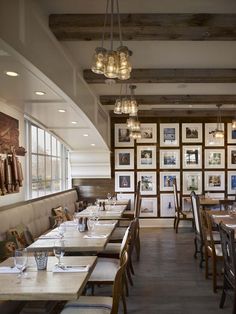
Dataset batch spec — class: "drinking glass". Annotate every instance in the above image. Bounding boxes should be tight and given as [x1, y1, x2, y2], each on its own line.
[107, 193, 112, 204]
[112, 196, 116, 208]
[14, 248, 28, 278]
[58, 223, 66, 238]
[53, 240, 65, 267]
[87, 217, 96, 235]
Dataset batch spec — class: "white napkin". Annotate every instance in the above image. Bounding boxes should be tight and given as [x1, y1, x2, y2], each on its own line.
[39, 235, 61, 239]
[226, 224, 236, 228]
[52, 265, 89, 273]
[96, 223, 116, 227]
[83, 234, 108, 239]
[212, 215, 230, 218]
[0, 266, 21, 274]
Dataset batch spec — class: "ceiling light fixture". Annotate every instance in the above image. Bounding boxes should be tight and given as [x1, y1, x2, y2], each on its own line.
[91, 143, 95, 146]
[114, 84, 138, 115]
[91, 0, 132, 80]
[5, 71, 19, 77]
[35, 91, 46, 96]
[83, 134, 89, 137]
[213, 104, 224, 138]
[71, 121, 78, 124]
[232, 119, 236, 130]
[58, 109, 66, 113]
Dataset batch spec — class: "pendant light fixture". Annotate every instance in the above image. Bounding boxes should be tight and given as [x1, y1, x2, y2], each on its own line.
[232, 117, 236, 130]
[113, 85, 138, 115]
[91, 0, 132, 80]
[213, 104, 224, 138]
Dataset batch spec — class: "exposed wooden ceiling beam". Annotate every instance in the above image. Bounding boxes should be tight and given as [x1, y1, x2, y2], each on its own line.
[49, 13, 236, 41]
[100, 95, 236, 105]
[84, 69, 236, 84]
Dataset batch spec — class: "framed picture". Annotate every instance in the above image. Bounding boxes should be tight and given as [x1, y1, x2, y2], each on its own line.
[227, 123, 236, 144]
[182, 171, 202, 195]
[140, 197, 158, 217]
[115, 149, 134, 170]
[227, 146, 236, 169]
[160, 123, 179, 147]
[182, 123, 202, 143]
[137, 171, 157, 195]
[137, 123, 157, 143]
[205, 149, 225, 169]
[117, 193, 135, 210]
[160, 194, 177, 217]
[204, 171, 225, 191]
[137, 146, 156, 169]
[227, 171, 236, 194]
[114, 124, 134, 147]
[160, 149, 180, 169]
[205, 123, 224, 147]
[115, 172, 134, 192]
[182, 197, 192, 212]
[160, 171, 180, 192]
[182, 145, 202, 169]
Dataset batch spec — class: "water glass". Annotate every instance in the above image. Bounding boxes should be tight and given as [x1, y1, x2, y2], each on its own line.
[87, 217, 96, 234]
[107, 193, 112, 204]
[34, 251, 48, 270]
[14, 248, 28, 278]
[53, 240, 65, 267]
[58, 223, 66, 238]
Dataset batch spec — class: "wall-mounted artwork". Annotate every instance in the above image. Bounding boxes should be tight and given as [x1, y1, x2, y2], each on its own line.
[115, 172, 134, 192]
[227, 171, 236, 195]
[137, 171, 157, 195]
[182, 171, 202, 195]
[160, 149, 180, 169]
[140, 197, 158, 217]
[182, 145, 202, 169]
[160, 194, 176, 217]
[204, 171, 225, 191]
[137, 123, 157, 143]
[160, 171, 180, 192]
[205, 123, 224, 147]
[115, 149, 134, 170]
[205, 149, 225, 169]
[227, 123, 236, 144]
[160, 123, 179, 147]
[137, 146, 156, 169]
[182, 123, 202, 143]
[114, 124, 134, 147]
[227, 146, 236, 169]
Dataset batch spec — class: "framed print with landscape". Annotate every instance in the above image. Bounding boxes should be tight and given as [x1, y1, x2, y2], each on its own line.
[182, 145, 202, 169]
[227, 123, 236, 144]
[140, 197, 157, 218]
[182, 123, 202, 143]
[137, 146, 156, 169]
[160, 171, 180, 192]
[182, 171, 202, 195]
[227, 146, 236, 169]
[204, 171, 225, 191]
[205, 123, 224, 147]
[160, 123, 179, 147]
[227, 171, 236, 194]
[115, 149, 134, 170]
[204, 149, 225, 169]
[137, 171, 157, 195]
[160, 193, 177, 217]
[114, 124, 134, 147]
[160, 149, 180, 169]
[137, 123, 157, 143]
[115, 172, 134, 192]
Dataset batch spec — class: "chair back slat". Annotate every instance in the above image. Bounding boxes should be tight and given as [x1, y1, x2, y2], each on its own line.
[190, 191, 202, 238]
[173, 178, 180, 215]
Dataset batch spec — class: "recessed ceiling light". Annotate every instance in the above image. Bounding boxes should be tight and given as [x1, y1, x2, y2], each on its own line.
[35, 91, 46, 96]
[83, 134, 89, 137]
[5, 71, 19, 77]
[188, 104, 192, 108]
[71, 121, 78, 124]
[91, 143, 95, 146]
[58, 109, 66, 113]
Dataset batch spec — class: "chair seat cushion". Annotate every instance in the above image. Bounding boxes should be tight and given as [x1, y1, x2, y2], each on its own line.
[100, 243, 121, 255]
[183, 211, 193, 219]
[89, 258, 119, 282]
[61, 296, 112, 314]
[110, 227, 127, 241]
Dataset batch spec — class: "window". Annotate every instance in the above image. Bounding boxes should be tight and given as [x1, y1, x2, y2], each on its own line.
[26, 120, 69, 199]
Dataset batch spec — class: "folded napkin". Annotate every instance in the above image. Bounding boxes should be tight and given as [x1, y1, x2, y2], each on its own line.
[96, 223, 116, 227]
[39, 234, 61, 239]
[83, 234, 108, 239]
[0, 266, 23, 274]
[212, 215, 230, 218]
[52, 265, 89, 273]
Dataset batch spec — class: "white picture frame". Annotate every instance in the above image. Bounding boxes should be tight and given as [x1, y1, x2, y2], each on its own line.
[115, 172, 134, 192]
[137, 171, 157, 195]
[160, 123, 179, 147]
[182, 123, 202, 143]
[204, 149, 225, 169]
[115, 149, 134, 170]
[182, 145, 202, 169]
[114, 124, 134, 147]
[137, 123, 157, 143]
[205, 123, 225, 147]
[227, 146, 236, 169]
[160, 149, 180, 169]
[227, 171, 236, 195]
[117, 193, 135, 211]
[227, 123, 236, 144]
[182, 171, 202, 195]
[204, 171, 225, 191]
[160, 193, 177, 217]
[137, 146, 156, 169]
[160, 171, 180, 192]
[140, 197, 158, 218]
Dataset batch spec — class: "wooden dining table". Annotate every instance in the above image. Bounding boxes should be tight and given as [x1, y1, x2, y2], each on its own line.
[76, 204, 127, 220]
[0, 255, 97, 301]
[210, 211, 236, 227]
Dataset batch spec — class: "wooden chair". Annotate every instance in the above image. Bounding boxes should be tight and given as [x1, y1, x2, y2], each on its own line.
[122, 180, 141, 220]
[60, 251, 128, 314]
[219, 223, 236, 313]
[173, 178, 193, 233]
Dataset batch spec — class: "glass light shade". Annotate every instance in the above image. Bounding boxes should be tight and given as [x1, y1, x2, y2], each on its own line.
[130, 130, 141, 139]
[232, 119, 236, 130]
[122, 98, 131, 114]
[129, 99, 138, 115]
[91, 47, 107, 74]
[214, 129, 224, 138]
[114, 98, 122, 114]
[104, 51, 119, 78]
[131, 120, 141, 131]
[127, 117, 136, 129]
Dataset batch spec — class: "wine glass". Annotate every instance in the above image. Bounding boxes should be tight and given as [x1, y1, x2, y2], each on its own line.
[53, 240, 65, 267]
[112, 196, 116, 208]
[14, 248, 28, 279]
[107, 193, 112, 204]
[87, 217, 96, 235]
[58, 223, 66, 238]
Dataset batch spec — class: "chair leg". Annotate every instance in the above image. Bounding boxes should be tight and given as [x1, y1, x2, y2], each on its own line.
[219, 279, 227, 309]
[173, 217, 177, 229]
[122, 291, 127, 314]
[194, 237, 198, 259]
[126, 266, 134, 286]
[199, 243, 204, 268]
[205, 249, 209, 279]
[175, 218, 180, 233]
[212, 257, 217, 293]
[129, 258, 135, 275]
[135, 234, 141, 261]
[124, 273, 129, 297]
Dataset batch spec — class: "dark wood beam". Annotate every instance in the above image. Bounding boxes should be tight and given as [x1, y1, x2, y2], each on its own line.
[49, 13, 236, 41]
[84, 69, 236, 84]
[100, 95, 236, 105]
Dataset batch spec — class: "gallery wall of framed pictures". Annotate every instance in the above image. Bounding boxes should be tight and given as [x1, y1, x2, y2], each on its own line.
[112, 119, 236, 219]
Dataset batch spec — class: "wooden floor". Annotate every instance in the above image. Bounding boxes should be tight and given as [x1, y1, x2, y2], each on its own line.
[124, 227, 232, 314]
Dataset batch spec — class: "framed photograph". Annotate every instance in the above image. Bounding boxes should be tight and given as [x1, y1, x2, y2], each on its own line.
[137, 172, 157, 195]
[227, 123, 236, 144]
[115, 172, 134, 192]
[227, 171, 236, 194]
[160, 171, 180, 192]
[137, 123, 157, 143]
[205, 123, 224, 147]
[182, 145, 202, 169]
[204, 171, 225, 191]
[114, 124, 134, 147]
[182, 171, 202, 195]
[160, 149, 180, 169]
[115, 149, 134, 170]
[182, 197, 192, 212]
[137, 146, 156, 169]
[140, 197, 158, 217]
[205, 149, 225, 169]
[160, 123, 179, 147]
[227, 146, 236, 169]
[160, 194, 177, 217]
[117, 193, 135, 210]
[182, 123, 202, 143]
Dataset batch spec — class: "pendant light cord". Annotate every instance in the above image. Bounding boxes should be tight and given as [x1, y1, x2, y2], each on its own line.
[110, 0, 114, 51]
[101, 0, 109, 48]
[116, 0, 123, 46]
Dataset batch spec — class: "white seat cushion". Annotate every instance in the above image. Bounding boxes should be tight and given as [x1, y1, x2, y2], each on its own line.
[89, 258, 119, 282]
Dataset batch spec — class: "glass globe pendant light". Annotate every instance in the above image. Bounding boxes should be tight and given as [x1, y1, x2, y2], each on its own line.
[213, 104, 224, 138]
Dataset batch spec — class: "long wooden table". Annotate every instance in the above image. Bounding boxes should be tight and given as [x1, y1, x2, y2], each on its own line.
[0, 256, 97, 300]
[76, 204, 127, 220]
[210, 211, 236, 227]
